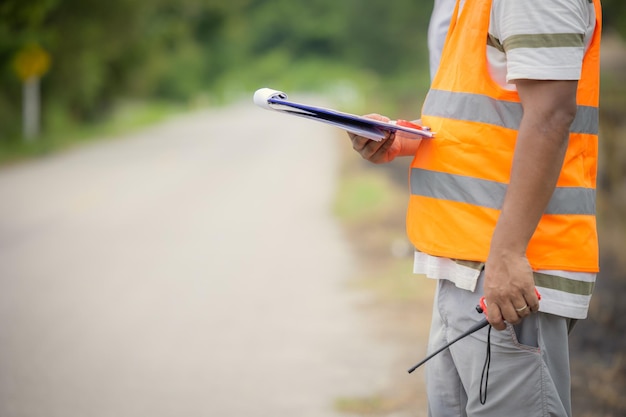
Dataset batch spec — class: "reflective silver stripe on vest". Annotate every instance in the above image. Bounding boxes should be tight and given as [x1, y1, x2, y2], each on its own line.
[410, 168, 596, 215]
[422, 89, 599, 135]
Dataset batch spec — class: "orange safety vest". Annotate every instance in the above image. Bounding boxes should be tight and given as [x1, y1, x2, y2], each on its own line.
[407, 0, 601, 272]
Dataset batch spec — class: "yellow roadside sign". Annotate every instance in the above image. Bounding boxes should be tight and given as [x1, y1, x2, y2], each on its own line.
[13, 43, 51, 81]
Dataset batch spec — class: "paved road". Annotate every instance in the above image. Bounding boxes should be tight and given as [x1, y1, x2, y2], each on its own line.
[0, 102, 396, 417]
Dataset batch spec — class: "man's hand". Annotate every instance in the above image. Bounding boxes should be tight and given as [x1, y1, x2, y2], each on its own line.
[483, 250, 540, 330]
[347, 114, 422, 164]
[484, 79, 578, 330]
[347, 114, 402, 164]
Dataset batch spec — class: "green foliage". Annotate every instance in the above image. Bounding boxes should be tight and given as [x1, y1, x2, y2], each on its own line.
[0, 99, 184, 164]
[1, 0, 625, 145]
[0, 0, 438, 144]
[602, 0, 626, 39]
[333, 172, 403, 223]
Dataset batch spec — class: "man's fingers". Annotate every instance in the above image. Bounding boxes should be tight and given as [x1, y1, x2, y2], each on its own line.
[368, 134, 396, 162]
[349, 132, 395, 163]
[487, 304, 507, 331]
[488, 292, 540, 330]
[363, 113, 390, 123]
[525, 289, 541, 313]
[512, 297, 532, 318]
[488, 298, 527, 329]
[349, 133, 369, 151]
[348, 114, 394, 163]
[500, 302, 524, 326]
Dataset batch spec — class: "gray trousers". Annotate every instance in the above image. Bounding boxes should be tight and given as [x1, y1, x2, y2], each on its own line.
[426, 274, 574, 417]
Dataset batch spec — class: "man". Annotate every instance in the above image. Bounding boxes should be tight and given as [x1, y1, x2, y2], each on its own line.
[348, 0, 601, 416]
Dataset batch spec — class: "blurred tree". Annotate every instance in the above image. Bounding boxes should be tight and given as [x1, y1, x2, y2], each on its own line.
[0, 0, 58, 139]
[245, 0, 345, 59]
[341, 0, 431, 75]
[42, 0, 151, 120]
[1, 0, 624, 143]
[602, 0, 626, 38]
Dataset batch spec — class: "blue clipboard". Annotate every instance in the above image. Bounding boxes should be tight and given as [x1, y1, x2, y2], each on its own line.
[253, 88, 434, 141]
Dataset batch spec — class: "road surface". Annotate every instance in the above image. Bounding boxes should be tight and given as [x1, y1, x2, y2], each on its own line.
[0, 101, 397, 417]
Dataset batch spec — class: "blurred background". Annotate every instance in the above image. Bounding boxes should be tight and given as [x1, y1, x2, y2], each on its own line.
[0, 0, 625, 416]
[0, 0, 435, 153]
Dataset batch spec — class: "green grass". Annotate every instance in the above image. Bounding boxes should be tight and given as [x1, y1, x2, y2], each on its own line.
[333, 171, 402, 223]
[352, 258, 431, 302]
[334, 395, 389, 415]
[0, 99, 187, 166]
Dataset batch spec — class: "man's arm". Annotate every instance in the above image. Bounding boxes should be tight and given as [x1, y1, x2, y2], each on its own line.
[484, 79, 578, 330]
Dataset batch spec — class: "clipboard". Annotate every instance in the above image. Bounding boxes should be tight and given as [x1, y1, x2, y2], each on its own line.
[253, 88, 434, 141]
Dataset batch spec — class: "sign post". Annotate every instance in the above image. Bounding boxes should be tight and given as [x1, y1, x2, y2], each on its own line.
[12, 44, 51, 142]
